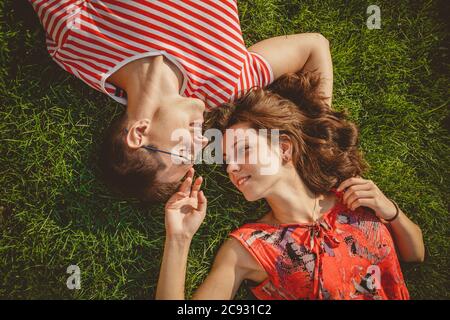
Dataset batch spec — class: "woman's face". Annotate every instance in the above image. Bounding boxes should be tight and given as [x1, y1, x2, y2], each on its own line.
[223, 122, 288, 201]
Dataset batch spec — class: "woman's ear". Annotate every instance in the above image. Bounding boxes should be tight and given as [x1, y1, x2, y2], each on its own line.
[279, 134, 293, 162]
[126, 119, 152, 149]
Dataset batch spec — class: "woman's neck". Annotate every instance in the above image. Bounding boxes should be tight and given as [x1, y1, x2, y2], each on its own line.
[265, 173, 335, 224]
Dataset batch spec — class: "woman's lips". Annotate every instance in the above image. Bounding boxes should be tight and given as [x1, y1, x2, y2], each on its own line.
[236, 175, 251, 187]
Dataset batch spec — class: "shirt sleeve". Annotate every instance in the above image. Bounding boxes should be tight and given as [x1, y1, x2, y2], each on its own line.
[248, 51, 275, 88]
[234, 51, 275, 98]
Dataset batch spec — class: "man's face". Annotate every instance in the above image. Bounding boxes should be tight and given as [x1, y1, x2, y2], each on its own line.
[148, 96, 209, 183]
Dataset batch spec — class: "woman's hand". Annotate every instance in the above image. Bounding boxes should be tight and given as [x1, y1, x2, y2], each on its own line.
[337, 177, 397, 220]
[164, 168, 207, 240]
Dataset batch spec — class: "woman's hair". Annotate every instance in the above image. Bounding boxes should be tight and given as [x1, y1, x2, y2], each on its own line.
[207, 71, 367, 195]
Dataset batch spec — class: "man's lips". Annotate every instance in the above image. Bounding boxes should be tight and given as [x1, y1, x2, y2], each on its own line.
[236, 175, 251, 187]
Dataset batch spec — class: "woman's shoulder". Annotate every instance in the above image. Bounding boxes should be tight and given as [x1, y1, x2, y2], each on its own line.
[229, 213, 277, 238]
[216, 235, 267, 279]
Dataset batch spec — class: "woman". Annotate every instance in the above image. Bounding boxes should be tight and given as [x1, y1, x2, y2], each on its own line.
[156, 72, 425, 300]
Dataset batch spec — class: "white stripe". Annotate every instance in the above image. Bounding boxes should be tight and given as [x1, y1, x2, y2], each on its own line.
[64, 42, 119, 65]
[174, 1, 243, 41]
[51, 3, 77, 45]
[80, 14, 239, 86]
[45, 1, 74, 38]
[191, 0, 242, 35]
[249, 54, 259, 88]
[36, 0, 58, 18]
[90, 6, 243, 71]
[31, 0, 46, 10]
[100, 2, 245, 65]
[69, 28, 135, 57]
[253, 55, 264, 87]
[55, 50, 104, 80]
[209, 0, 240, 23]
[57, 47, 112, 70]
[152, 1, 243, 51]
[41, 0, 66, 29]
[55, 55, 99, 90]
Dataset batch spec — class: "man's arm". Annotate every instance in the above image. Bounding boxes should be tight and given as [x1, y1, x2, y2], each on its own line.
[249, 33, 333, 106]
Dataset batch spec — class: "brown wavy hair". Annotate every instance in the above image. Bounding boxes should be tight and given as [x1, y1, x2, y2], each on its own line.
[207, 71, 367, 195]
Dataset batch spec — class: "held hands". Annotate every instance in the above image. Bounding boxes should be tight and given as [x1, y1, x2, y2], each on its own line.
[164, 168, 207, 240]
[337, 177, 397, 220]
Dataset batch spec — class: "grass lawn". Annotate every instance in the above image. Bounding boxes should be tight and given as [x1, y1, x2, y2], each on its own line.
[1, 0, 449, 299]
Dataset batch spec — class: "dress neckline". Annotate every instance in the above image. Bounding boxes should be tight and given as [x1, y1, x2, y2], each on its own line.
[245, 192, 344, 228]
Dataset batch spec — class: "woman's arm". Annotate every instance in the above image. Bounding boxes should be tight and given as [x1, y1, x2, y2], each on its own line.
[155, 168, 254, 300]
[192, 238, 254, 300]
[156, 168, 207, 299]
[248, 33, 333, 106]
[338, 177, 425, 262]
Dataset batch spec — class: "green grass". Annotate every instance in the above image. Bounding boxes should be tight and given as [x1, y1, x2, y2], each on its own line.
[1, 0, 449, 299]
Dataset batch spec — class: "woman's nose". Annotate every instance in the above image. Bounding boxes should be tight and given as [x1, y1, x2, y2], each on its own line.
[226, 161, 240, 174]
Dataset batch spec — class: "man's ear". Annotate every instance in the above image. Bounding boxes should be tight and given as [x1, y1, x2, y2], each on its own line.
[279, 134, 293, 162]
[126, 119, 152, 149]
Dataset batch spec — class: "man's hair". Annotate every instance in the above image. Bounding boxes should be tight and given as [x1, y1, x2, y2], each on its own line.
[208, 71, 368, 195]
[98, 111, 180, 204]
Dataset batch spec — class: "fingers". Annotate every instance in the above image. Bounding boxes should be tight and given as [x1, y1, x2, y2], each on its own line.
[337, 177, 370, 192]
[178, 168, 195, 195]
[342, 184, 373, 204]
[197, 190, 207, 213]
[190, 176, 203, 199]
[345, 191, 373, 208]
[348, 198, 374, 211]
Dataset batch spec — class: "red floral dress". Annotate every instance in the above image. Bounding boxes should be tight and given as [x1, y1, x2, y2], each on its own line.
[229, 193, 410, 300]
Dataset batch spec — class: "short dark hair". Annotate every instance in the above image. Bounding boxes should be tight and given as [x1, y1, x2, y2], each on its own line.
[99, 111, 180, 204]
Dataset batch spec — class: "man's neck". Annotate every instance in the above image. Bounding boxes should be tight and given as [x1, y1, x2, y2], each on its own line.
[108, 55, 182, 122]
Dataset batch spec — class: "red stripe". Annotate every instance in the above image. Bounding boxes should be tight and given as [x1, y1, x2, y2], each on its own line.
[43, 1, 73, 36]
[259, 56, 271, 85]
[78, 16, 146, 54]
[183, 1, 242, 37]
[89, 1, 242, 69]
[67, 31, 133, 60]
[104, 0, 245, 52]
[55, 51, 103, 80]
[83, 9, 239, 87]
[121, 0, 245, 55]
[252, 55, 262, 86]
[206, 1, 241, 29]
[62, 45, 115, 68]
[56, 55, 100, 89]
[65, 37, 122, 63]
[98, 1, 243, 63]
[57, 50, 107, 74]
[243, 55, 251, 90]
[150, 1, 244, 51]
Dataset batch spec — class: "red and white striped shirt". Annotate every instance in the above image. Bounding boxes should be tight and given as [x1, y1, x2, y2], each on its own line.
[30, 0, 274, 110]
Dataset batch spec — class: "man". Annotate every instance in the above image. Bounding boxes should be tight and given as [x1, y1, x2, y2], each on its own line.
[30, 0, 333, 202]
